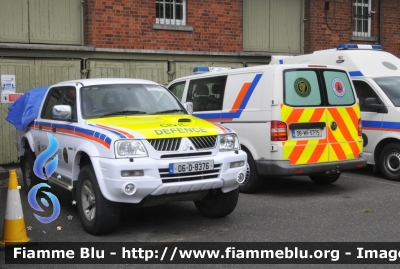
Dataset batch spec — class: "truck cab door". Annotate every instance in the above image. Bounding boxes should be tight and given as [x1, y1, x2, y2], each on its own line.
[37, 86, 77, 190]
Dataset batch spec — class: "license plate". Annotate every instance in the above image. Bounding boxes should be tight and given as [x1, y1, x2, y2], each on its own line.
[292, 129, 322, 138]
[169, 160, 214, 174]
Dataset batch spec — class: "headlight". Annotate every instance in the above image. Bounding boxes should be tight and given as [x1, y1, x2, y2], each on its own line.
[115, 140, 148, 158]
[219, 134, 240, 151]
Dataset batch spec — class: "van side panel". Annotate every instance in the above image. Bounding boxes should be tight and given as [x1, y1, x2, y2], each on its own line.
[223, 71, 272, 161]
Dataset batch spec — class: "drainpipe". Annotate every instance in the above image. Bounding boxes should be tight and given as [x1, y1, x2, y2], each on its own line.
[379, 0, 382, 45]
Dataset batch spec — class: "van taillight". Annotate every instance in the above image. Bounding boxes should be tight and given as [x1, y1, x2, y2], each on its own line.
[271, 121, 288, 141]
[358, 118, 362, 136]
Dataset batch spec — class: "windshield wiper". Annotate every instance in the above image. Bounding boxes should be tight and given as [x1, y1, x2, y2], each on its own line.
[152, 109, 186, 114]
[100, 110, 147, 117]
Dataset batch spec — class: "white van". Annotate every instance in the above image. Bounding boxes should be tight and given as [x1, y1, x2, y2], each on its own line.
[270, 44, 400, 181]
[167, 64, 367, 193]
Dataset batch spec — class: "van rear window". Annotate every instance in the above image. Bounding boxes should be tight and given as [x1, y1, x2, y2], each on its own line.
[323, 71, 355, 105]
[284, 69, 355, 107]
[284, 70, 321, 106]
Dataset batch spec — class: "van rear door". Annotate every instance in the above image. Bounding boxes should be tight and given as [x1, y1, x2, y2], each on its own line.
[281, 68, 362, 166]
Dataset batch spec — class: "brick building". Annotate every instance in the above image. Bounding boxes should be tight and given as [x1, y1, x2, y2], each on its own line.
[0, 0, 399, 164]
[304, 0, 400, 57]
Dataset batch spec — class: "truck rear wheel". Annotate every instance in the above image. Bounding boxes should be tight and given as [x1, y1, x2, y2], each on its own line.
[239, 149, 263, 193]
[194, 188, 239, 218]
[77, 165, 120, 235]
[22, 148, 39, 195]
[309, 173, 341, 184]
[379, 143, 400, 181]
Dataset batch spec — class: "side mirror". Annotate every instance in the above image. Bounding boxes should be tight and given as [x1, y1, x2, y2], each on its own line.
[183, 102, 193, 114]
[364, 97, 388, 113]
[53, 105, 72, 120]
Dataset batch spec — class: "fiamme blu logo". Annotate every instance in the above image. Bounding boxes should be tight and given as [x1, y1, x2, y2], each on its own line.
[28, 133, 61, 224]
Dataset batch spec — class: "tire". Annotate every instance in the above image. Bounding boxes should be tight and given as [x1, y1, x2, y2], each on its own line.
[194, 188, 239, 218]
[22, 148, 40, 195]
[309, 173, 341, 184]
[76, 165, 121, 235]
[378, 143, 400, 181]
[238, 149, 263, 193]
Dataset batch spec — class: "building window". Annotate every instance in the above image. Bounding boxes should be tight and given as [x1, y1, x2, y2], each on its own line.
[156, 0, 186, 25]
[353, 0, 372, 37]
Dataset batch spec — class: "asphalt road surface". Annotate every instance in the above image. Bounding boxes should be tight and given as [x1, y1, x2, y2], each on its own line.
[1, 165, 399, 269]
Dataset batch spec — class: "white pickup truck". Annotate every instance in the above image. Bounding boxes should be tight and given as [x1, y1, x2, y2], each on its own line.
[9, 78, 247, 235]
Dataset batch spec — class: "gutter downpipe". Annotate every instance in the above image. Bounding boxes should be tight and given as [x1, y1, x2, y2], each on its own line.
[379, 0, 382, 46]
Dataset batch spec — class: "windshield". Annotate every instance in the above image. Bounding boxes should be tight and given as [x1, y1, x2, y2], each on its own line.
[80, 84, 186, 119]
[374, 77, 400, 107]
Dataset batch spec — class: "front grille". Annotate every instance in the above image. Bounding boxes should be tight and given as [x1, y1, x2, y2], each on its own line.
[189, 136, 217, 149]
[160, 152, 212, 159]
[159, 163, 222, 183]
[148, 138, 181, 151]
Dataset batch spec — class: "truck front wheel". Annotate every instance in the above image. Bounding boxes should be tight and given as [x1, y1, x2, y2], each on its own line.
[239, 149, 263, 193]
[194, 188, 239, 218]
[22, 148, 39, 195]
[379, 143, 400, 181]
[76, 165, 120, 235]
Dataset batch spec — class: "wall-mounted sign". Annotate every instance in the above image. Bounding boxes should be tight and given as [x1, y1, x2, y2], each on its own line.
[1, 75, 21, 103]
[2, 93, 23, 103]
[1, 75, 16, 92]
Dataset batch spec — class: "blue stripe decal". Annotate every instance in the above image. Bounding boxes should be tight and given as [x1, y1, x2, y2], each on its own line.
[382, 121, 400, 130]
[52, 123, 75, 131]
[279, 59, 284, 64]
[362, 120, 400, 131]
[36, 121, 52, 128]
[349, 71, 364, 77]
[193, 74, 262, 120]
[224, 126, 234, 133]
[34, 121, 112, 147]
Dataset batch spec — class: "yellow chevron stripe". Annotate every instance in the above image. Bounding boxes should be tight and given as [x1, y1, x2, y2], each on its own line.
[281, 105, 293, 122]
[298, 108, 315, 122]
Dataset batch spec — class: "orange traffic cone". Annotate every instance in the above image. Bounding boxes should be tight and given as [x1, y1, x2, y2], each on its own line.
[1, 170, 35, 250]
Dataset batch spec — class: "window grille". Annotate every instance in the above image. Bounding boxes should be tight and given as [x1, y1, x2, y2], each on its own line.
[353, 0, 372, 37]
[156, 0, 186, 25]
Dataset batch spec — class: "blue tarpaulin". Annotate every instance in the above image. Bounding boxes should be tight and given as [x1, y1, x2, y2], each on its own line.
[6, 86, 49, 130]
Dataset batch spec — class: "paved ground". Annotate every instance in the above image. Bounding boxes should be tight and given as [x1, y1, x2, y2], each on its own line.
[1, 165, 400, 269]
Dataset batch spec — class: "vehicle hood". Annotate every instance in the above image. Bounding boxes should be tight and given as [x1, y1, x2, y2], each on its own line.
[85, 115, 227, 139]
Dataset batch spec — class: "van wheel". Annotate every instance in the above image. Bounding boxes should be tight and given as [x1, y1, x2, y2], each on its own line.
[76, 165, 120, 235]
[309, 173, 341, 184]
[22, 148, 39, 195]
[194, 188, 239, 218]
[379, 143, 400, 181]
[239, 150, 262, 193]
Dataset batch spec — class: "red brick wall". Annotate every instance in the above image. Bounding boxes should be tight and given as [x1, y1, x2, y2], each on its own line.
[381, 0, 400, 57]
[304, 0, 400, 57]
[84, 0, 243, 52]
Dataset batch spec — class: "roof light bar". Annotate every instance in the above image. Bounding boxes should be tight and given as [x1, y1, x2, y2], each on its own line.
[193, 66, 234, 74]
[337, 44, 383, 50]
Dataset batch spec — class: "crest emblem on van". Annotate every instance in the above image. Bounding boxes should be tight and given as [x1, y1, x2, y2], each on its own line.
[294, 77, 311, 97]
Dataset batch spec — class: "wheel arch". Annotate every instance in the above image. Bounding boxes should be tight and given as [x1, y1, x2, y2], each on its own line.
[21, 133, 35, 157]
[374, 138, 400, 164]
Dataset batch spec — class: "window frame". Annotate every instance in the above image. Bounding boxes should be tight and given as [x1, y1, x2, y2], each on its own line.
[283, 68, 356, 107]
[41, 86, 77, 121]
[168, 81, 187, 100]
[186, 75, 227, 112]
[156, 0, 187, 26]
[353, 0, 372, 37]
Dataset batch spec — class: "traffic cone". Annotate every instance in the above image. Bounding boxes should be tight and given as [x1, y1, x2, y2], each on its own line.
[1, 170, 35, 250]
